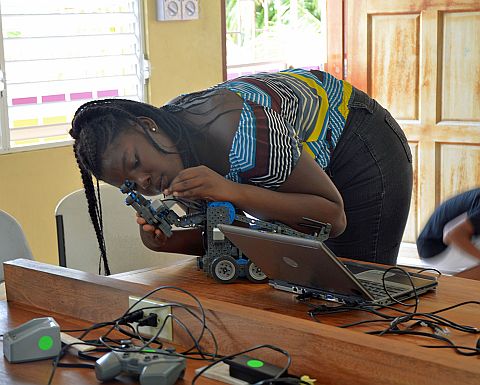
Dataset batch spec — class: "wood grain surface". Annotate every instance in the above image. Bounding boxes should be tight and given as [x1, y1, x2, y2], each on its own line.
[4, 258, 480, 385]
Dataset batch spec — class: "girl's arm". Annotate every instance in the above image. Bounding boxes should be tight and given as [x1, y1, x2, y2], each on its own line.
[138, 218, 205, 255]
[165, 151, 346, 237]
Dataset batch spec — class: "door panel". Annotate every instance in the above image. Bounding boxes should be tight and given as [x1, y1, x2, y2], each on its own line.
[346, 0, 480, 243]
[440, 144, 480, 200]
[441, 12, 480, 122]
[370, 14, 420, 120]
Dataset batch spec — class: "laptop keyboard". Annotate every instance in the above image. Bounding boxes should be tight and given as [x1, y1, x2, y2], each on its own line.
[357, 279, 406, 299]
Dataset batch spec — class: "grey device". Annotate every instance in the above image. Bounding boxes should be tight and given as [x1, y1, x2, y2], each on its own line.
[3, 317, 61, 363]
[95, 350, 186, 385]
[218, 224, 438, 306]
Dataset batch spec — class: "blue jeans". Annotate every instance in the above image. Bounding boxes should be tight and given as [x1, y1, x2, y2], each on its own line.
[325, 88, 413, 265]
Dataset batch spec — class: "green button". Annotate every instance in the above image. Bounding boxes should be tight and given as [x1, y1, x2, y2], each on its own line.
[247, 359, 264, 368]
[38, 335, 54, 351]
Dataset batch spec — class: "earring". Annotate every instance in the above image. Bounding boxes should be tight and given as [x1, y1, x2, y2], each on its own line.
[151, 127, 157, 132]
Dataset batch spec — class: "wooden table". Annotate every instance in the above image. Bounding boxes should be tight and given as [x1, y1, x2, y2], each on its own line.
[3, 258, 480, 385]
[0, 301, 218, 385]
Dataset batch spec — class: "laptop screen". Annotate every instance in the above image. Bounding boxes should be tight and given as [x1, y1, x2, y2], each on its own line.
[218, 224, 438, 306]
[217, 224, 373, 300]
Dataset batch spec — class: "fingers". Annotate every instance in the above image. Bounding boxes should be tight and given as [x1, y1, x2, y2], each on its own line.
[164, 167, 206, 194]
[153, 229, 167, 244]
[169, 186, 208, 199]
[140, 221, 167, 244]
[165, 171, 212, 197]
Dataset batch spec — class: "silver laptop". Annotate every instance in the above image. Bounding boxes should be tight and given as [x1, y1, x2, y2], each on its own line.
[218, 224, 438, 306]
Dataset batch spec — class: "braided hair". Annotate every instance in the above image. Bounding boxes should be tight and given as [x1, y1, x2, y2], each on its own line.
[69, 98, 204, 275]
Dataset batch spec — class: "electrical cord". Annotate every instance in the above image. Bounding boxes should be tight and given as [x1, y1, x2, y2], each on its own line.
[309, 292, 480, 356]
[47, 341, 103, 385]
[45, 285, 298, 385]
[366, 329, 480, 356]
[46, 285, 222, 385]
[304, 266, 479, 356]
[48, 286, 212, 385]
[415, 267, 442, 276]
[109, 285, 209, 346]
[380, 266, 419, 312]
[120, 302, 219, 357]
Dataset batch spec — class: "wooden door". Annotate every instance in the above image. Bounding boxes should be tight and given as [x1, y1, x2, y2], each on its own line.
[345, 0, 480, 242]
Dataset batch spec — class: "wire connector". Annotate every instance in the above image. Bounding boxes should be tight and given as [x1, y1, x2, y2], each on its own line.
[138, 313, 158, 327]
[118, 309, 145, 325]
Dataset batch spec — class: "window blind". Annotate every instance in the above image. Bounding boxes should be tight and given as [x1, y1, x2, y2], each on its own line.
[0, 0, 145, 149]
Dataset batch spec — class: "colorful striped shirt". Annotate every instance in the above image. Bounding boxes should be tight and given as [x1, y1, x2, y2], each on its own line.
[217, 69, 353, 189]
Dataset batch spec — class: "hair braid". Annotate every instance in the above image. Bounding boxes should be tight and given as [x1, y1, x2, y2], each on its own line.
[72, 140, 111, 275]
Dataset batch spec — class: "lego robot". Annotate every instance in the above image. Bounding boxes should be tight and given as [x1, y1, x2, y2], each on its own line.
[120, 180, 331, 284]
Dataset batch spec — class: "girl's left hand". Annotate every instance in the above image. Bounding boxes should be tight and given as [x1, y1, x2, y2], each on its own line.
[164, 166, 238, 201]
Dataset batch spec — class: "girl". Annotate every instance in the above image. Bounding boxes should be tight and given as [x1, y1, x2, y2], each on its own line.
[70, 68, 412, 274]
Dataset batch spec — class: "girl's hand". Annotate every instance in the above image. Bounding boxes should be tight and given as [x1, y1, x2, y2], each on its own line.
[164, 166, 237, 201]
[136, 213, 167, 244]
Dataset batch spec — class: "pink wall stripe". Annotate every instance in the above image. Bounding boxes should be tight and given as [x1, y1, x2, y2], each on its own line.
[97, 89, 119, 98]
[70, 92, 93, 100]
[12, 97, 37, 105]
[42, 94, 66, 103]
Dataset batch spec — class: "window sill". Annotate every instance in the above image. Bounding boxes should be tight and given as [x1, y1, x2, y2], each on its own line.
[0, 139, 73, 155]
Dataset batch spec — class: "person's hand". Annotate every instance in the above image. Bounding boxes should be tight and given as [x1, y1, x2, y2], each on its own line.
[163, 166, 238, 201]
[136, 213, 167, 244]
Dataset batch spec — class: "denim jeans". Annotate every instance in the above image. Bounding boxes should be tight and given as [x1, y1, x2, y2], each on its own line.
[324, 88, 413, 265]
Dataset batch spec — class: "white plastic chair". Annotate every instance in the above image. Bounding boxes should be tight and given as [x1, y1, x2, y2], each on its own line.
[55, 184, 191, 275]
[0, 210, 33, 282]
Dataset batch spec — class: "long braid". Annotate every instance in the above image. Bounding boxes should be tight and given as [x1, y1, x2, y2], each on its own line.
[73, 137, 111, 275]
[95, 178, 108, 275]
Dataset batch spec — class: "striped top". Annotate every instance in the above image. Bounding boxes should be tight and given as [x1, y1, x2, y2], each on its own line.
[217, 69, 353, 189]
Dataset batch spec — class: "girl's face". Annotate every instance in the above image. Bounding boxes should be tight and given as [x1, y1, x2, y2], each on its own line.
[100, 118, 184, 196]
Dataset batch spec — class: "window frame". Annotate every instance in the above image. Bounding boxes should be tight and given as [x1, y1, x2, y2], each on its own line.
[0, 0, 148, 154]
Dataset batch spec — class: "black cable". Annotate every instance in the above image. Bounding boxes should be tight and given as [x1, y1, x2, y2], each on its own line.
[415, 267, 442, 276]
[306, 285, 479, 356]
[48, 285, 296, 385]
[367, 329, 480, 356]
[49, 285, 216, 384]
[47, 341, 102, 385]
[125, 302, 219, 358]
[105, 286, 208, 346]
[381, 266, 419, 312]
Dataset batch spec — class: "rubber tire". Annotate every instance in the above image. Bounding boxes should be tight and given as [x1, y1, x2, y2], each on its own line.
[246, 260, 268, 283]
[210, 256, 239, 283]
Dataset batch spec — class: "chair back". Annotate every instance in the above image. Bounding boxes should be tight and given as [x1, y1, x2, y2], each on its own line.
[55, 184, 188, 274]
[0, 210, 33, 281]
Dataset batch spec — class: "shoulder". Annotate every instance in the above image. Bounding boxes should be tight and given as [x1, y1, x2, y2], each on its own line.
[165, 95, 183, 105]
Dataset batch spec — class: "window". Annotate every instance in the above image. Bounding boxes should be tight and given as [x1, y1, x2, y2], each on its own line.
[0, 0, 147, 151]
[225, 0, 327, 79]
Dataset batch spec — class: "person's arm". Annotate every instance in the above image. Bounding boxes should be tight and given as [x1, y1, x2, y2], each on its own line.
[164, 151, 346, 237]
[138, 216, 205, 255]
[443, 216, 480, 260]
